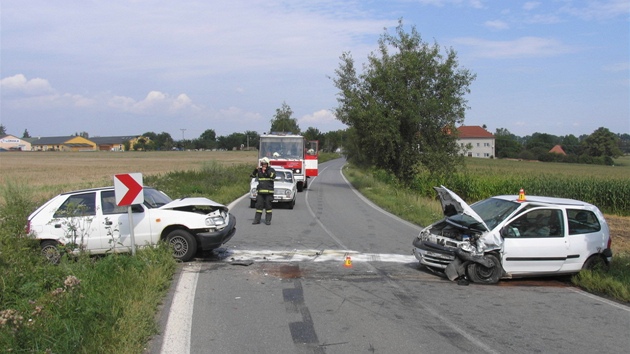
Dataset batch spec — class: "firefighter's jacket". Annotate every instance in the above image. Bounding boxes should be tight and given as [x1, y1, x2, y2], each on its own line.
[251, 167, 276, 194]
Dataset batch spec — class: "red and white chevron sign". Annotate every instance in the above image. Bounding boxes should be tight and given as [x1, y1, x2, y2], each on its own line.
[114, 173, 144, 206]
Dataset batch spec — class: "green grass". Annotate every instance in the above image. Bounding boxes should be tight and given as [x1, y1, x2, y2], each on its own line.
[342, 162, 630, 302]
[0, 163, 255, 353]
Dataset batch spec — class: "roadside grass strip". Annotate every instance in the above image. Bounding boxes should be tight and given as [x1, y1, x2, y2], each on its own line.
[218, 249, 417, 264]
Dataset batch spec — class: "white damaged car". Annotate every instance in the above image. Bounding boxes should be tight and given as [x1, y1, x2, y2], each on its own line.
[27, 187, 237, 262]
[250, 168, 297, 209]
[412, 186, 612, 284]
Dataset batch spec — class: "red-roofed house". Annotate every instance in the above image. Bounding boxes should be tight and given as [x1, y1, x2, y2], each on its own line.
[549, 145, 566, 155]
[457, 125, 495, 158]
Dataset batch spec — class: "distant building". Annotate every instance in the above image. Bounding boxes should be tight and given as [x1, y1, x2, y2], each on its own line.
[90, 135, 141, 151]
[0, 135, 32, 151]
[30, 136, 96, 151]
[549, 145, 567, 155]
[457, 126, 495, 158]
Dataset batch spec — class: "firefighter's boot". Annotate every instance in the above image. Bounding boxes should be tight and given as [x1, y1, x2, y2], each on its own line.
[264, 213, 272, 225]
[252, 212, 262, 224]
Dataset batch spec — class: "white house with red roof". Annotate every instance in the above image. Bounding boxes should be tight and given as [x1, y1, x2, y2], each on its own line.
[457, 125, 495, 158]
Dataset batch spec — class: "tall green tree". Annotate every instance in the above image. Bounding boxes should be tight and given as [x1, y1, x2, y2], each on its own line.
[270, 102, 300, 134]
[494, 128, 522, 158]
[22, 129, 31, 138]
[582, 127, 623, 158]
[333, 20, 475, 182]
[0, 124, 6, 135]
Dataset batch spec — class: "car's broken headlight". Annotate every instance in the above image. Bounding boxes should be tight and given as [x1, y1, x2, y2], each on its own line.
[206, 216, 226, 227]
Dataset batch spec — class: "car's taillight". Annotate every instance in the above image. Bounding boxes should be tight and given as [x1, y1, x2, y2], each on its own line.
[607, 236, 612, 249]
[25, 220, 31, 234]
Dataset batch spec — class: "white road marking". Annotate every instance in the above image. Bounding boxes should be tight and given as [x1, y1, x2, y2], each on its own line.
[222, 249, 417, 264]
[160, 262, 200, 354]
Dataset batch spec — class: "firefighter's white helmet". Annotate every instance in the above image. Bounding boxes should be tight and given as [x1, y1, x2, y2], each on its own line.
[273, 152, 280, 157]
[260, 157, 270, 165]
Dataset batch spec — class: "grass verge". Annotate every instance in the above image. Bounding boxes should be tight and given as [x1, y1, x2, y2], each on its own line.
[0, 162, 254, 353]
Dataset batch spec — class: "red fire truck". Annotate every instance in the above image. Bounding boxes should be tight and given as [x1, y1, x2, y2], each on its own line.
[259, 133, 318, 192]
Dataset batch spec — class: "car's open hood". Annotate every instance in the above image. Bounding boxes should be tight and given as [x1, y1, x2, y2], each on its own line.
[159, 197, 226, 210]
[434, 186, 490, 231]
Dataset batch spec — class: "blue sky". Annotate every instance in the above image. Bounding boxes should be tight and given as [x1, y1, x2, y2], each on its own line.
[1, 0, 628, 140]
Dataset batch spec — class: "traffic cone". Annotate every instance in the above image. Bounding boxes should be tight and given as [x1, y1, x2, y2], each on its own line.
[518, 188, 526, 202]
[344, 256, 352, 268]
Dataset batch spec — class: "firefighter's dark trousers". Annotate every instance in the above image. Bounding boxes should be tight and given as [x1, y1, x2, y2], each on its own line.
[253, 193, 273, 224]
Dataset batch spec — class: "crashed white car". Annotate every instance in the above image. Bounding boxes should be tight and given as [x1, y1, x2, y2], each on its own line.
[250, 168, 297, 209]
[412, 186, 612, 284]
[26, 187, 236, 262]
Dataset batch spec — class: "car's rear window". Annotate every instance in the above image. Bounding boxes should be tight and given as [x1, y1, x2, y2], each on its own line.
[567, 209, 601, 235]
[54, 192, 96, 218]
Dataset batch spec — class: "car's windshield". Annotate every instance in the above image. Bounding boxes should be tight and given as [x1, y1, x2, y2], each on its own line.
[470, 198, 520, 230]
[143, 188, 173, 208]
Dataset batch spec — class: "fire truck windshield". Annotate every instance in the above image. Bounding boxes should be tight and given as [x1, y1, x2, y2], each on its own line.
[260, 137, 304, 159]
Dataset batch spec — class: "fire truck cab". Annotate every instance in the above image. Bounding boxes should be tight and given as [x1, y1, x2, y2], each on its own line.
[259, 133, 318, 192]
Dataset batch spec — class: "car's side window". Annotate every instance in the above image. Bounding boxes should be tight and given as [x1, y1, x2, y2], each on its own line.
[505, 209, 564, 238]
[54, 193, 96, 218]
[101, 191, 144, 214]
[567, 209, 601, 235]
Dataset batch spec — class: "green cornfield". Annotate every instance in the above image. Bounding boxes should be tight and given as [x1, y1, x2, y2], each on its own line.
[407, 157, 630, 216]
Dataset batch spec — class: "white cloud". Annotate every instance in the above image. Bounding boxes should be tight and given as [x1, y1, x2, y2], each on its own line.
[299, 109, 336, 124]
[523, 2, 541, 11]
[602, 62, 630, 72]
[561, 0, 630, 20]
[484, 20, 509, 30]
[454, 36, 576, 59]
[0, 74, 54, 96]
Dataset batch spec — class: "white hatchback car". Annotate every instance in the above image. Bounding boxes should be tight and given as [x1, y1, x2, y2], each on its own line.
[250, 168, 297, 209]
[26, 187, 236, 262]
[412, 186, 612, 284]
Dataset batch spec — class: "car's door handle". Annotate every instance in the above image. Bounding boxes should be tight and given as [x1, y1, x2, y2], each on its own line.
[54, 224, 62, 228]
[105, 221, 113, 225]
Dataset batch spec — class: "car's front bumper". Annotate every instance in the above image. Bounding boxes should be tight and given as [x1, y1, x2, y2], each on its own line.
[195, 213, 237, 250]
[412, 238, 457, 270]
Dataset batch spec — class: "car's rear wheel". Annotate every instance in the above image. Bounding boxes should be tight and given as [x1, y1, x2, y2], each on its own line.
[41, 240, 61, 264]
[582, 254, 608, 271]
[466, 254, 502, 284]
[167, 230, 197, 262]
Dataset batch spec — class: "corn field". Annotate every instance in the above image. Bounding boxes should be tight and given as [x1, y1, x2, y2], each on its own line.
[409, 158, 630, 216]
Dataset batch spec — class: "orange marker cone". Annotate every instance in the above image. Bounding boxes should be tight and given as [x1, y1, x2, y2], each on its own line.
[518, 188, 526, 202]
[344, 256, 352, 268]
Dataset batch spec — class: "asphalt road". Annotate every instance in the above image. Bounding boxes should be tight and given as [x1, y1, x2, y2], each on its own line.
[150, 158, 630, 354]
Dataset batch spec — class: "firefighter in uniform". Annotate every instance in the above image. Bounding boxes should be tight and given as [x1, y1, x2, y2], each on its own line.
[251, 157, 276, 225]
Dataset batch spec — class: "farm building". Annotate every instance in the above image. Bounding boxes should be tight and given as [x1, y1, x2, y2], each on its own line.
[457, 125, 495, 158]
[90, 136, 142, 151]
[549, 145, 567, 155]
[0, 135, 32, 151]
[30, 136, 96, 151]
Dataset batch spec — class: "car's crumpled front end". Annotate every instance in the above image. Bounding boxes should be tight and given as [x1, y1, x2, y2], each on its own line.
[412, 186, 509, 282]
[413, 219, 488, 277]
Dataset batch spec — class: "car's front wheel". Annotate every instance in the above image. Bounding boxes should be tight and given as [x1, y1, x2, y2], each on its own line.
[41, 240, 61, 264]
[466, 254, 502, 284]
[167, 230, 197, 262]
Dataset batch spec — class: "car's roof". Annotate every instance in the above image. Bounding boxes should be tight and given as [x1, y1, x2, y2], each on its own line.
[491, 195, 594, 207]
[59, 186, 155, 195]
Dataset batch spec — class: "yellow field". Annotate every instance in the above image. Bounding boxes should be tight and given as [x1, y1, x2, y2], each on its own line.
[0, 150, 258, 198]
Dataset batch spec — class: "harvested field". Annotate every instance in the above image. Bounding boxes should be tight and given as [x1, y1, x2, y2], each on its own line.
[1, 150, 628, 253]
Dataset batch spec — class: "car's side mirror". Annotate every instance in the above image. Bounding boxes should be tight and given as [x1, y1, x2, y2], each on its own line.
[131, 205, 144, 213]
